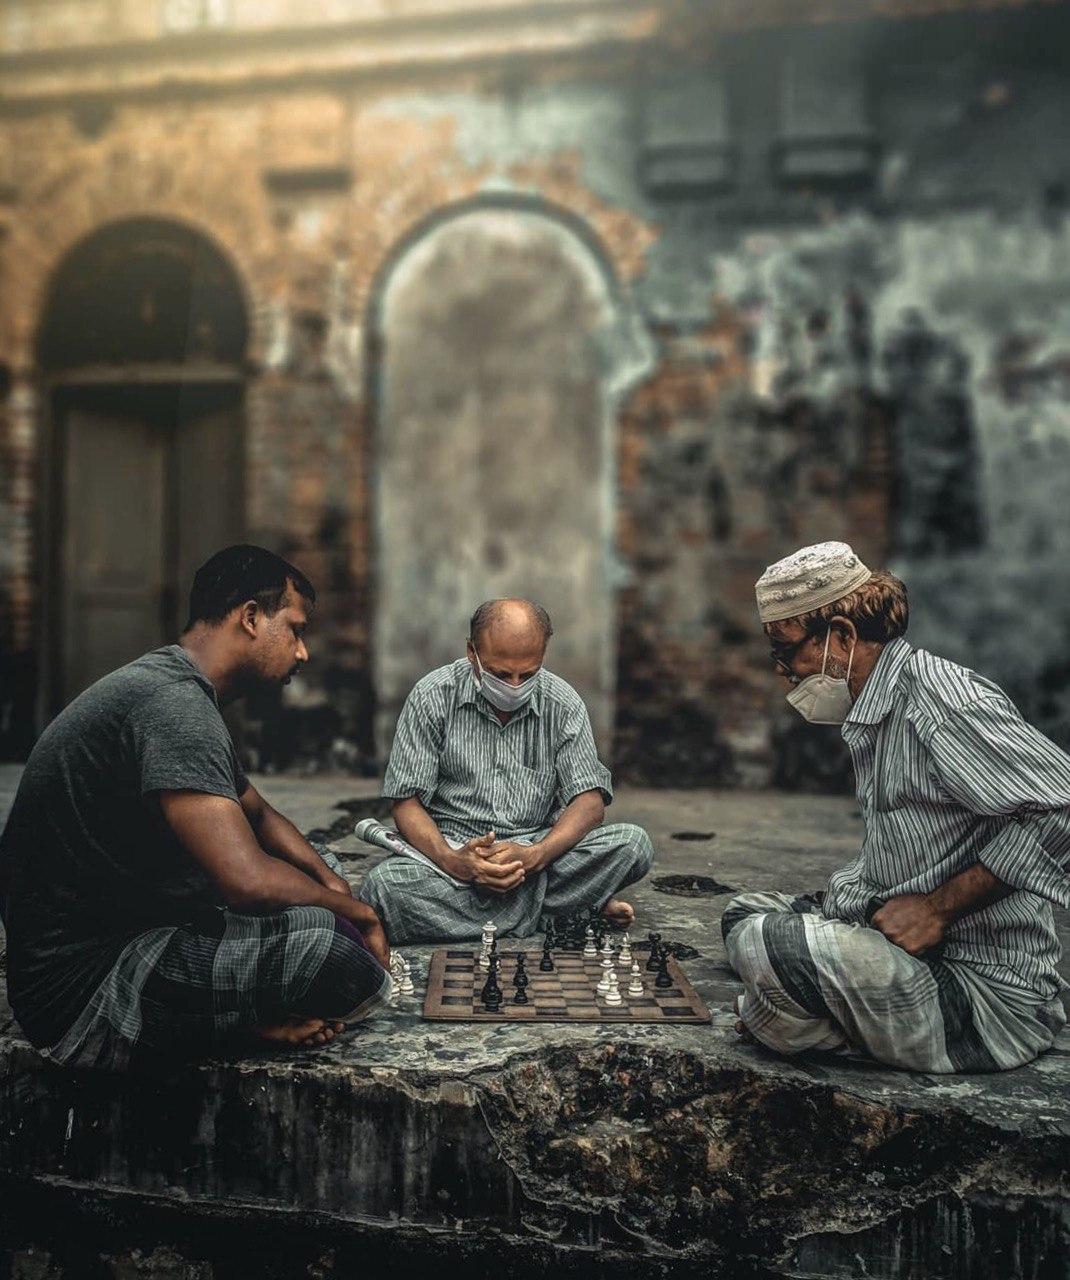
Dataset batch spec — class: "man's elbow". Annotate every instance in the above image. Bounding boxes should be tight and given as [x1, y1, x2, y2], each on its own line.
[583, 791, 606, 825]
[216, 870, 273, 913]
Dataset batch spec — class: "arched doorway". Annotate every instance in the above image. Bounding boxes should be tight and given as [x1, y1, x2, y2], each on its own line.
[370, 203, 622, 755]
[37, 218, 249, 709]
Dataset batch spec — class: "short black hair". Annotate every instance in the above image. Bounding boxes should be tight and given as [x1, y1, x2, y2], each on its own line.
[469, 599, 553, 646]
[184, 544, 315, 630]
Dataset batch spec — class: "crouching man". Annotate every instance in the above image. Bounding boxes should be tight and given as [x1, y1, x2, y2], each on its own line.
[724, 541, 1067, 1072]
[359, 598, 653, 944]
[0, 546, 390, 1071]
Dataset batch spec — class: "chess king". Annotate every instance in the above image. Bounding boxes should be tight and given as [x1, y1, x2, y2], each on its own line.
[359, 598, 655, 945]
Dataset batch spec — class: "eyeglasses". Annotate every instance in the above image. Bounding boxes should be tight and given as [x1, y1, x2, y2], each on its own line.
[769, 631, 817, 679]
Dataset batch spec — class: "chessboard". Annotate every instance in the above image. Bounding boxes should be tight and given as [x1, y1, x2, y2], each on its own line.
[422, 947, 711, 1023]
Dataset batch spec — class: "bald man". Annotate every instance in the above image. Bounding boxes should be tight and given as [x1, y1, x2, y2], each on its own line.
[358, 599, 654, 945]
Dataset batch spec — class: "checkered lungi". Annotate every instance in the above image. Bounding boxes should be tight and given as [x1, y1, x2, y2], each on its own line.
[358, 822, 654, 946]
[722, 891, 1065, 1073]
[43, 850, 390, 1072]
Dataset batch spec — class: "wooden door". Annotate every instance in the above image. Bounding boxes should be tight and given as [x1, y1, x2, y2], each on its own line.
[174, 387, 245, 627]
[62, 400, 168, 702]
[57, 384, 244, 706]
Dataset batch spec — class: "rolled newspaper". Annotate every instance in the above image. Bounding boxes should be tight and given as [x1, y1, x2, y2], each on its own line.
[354, 817, 466, 887]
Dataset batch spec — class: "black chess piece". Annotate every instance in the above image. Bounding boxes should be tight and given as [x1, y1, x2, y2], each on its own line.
[539, 931, 555, 972]
[654, 949, 673, 989]
[646, 932, 662, 972]
[513, 953, 530, 1004]
[482, 952, 503, 1012]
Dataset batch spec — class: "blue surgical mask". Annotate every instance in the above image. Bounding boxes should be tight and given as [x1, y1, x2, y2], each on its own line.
[472, 651, 539, 713]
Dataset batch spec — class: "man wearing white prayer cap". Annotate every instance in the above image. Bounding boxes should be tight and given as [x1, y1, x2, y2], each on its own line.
[721, 541, 1069, 1073]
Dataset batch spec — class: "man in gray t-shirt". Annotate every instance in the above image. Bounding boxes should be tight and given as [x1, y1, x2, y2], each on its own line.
[0, 546, 390, 1070]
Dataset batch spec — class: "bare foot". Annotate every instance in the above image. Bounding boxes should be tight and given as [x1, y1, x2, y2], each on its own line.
[732, 996, 757, 1045]
[601, 898, 635, 928]
[252, 1016, 345, 1049]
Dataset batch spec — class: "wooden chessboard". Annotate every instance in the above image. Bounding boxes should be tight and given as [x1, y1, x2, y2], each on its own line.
[422, 947, 711, 1023]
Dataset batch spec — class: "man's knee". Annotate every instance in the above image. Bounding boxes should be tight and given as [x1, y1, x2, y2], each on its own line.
[357, 860, 391, 908]
[291, 920, 387, 1020]
[600, 822, 654, 875]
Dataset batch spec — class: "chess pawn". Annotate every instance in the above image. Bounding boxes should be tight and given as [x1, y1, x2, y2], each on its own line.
[597, 955, 614, 994]
[398, 955, 415, 996]
[604, 971, 623, 1006]
[512, 955, 530, 1005]
[627, 963, 644, 997]
[583, 925, 597, 957]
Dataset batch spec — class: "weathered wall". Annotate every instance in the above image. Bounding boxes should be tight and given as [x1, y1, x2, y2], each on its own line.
[1, 4, 1069, 784]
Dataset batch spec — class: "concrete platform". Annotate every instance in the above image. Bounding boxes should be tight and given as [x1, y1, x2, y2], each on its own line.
[0, 768, 1067, 1278]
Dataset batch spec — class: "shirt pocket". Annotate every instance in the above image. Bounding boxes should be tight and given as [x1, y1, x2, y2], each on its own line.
[504, 763, 558, 826]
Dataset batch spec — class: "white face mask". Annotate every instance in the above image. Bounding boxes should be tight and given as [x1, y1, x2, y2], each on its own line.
[472, 651, 539, 714]
[786, 630, 855, 725]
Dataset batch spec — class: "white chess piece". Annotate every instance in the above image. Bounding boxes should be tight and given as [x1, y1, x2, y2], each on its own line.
[597, 955, 614, 994]
[398, 955, 415, 996]
[604, 971, 623, 1006]
[583, 925, 597, 957]
[627, 963, 644, 997]
[600, 936, 614, 958]
[619, 932, 632, 965]
[479, 922, 497, 969]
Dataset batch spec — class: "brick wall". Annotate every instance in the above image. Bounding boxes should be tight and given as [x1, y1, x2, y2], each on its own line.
[1, 4, 1068, 786]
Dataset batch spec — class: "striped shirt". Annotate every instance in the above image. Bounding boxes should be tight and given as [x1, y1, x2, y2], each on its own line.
[382, 659, 613, 843]
[828, 637, 1070, 1002]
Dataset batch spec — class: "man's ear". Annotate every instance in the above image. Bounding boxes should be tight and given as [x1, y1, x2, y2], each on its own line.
[238, 600, 259, 640]
[828, 615, 858, 654]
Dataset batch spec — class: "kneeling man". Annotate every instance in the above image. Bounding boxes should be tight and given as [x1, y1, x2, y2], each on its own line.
[723, 542, 1068, 1072]
[360, 599, 653, 944]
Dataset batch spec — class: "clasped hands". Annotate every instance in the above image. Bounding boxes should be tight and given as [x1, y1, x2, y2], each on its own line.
[450, 831, 544, 894]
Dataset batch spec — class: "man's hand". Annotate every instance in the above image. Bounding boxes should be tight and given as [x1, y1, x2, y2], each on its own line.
[447, 831, 525, 893]
[870, 893, 950, 956]
[337, 899, 391, 970]
[484, 841, 544, 875]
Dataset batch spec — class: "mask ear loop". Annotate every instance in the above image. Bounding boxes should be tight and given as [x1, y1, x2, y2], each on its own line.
[820, 629, 832, 676]
[845, 636, 856, 684]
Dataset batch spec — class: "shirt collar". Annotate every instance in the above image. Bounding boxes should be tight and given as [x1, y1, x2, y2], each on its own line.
[458, 659, 543, 718]
[843, 636, 913, 728]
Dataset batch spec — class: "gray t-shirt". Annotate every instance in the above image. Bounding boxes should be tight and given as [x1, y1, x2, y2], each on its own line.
[0, 645, 247, 1048]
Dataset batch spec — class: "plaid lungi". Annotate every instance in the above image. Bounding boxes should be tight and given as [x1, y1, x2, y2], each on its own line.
[723, 891, 1065, 1073]
[358, 822, 654, 946]
[43, 851, 390, 1072]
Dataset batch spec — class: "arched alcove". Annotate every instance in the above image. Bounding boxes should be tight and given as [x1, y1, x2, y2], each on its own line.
[38, 216, 249, 373]
[370, 202, 628, 755]
[37, 218, 250, 708]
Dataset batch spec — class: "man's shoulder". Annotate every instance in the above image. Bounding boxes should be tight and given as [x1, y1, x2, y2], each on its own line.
[408, 660, 470, 704]
[538, 668, 587, 713]
[902, 646, 1011, 730]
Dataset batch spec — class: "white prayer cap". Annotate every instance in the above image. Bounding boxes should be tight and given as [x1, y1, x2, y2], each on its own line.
[755, 542, 872, 624]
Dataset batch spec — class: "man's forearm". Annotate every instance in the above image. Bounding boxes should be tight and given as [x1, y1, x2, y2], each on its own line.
[927, 862, 1012, 925]
[252, 803, 331, 876]
[392, 797, 463, 874]
[528, 791, 604, 870]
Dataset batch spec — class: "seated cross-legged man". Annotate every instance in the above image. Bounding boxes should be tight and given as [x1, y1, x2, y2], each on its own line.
[0, 545, 391, 1072]
[359, 598, 654, 945]
[723, 541, 1068, 1073]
